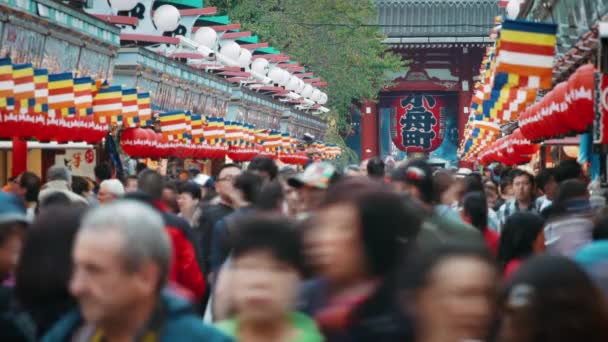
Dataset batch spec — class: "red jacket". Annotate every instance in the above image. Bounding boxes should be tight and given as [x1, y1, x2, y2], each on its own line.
[155, 201, 206, 301]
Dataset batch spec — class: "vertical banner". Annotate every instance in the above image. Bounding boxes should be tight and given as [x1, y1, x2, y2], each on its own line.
[594, 72, 608, 145]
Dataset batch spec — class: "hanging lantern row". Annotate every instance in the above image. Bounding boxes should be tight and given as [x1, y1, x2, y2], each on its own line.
[478, 128, 539, 166]
[519, 64, 595, 142]
[120, 128, 229, 159]
[279, 151, 309, 166]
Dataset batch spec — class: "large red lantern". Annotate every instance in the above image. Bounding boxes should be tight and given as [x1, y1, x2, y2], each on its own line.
[120, 128, 149, 157]
[567, 64, 595, 132]
[391, 94, 446, 152]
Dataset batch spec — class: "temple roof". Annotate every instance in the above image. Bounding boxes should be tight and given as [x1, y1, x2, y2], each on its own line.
[375, 0, 502, 39]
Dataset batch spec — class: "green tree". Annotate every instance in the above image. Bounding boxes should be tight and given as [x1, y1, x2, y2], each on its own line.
[208, 0, 404, 165]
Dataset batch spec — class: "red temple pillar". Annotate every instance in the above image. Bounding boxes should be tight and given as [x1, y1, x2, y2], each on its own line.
[11, 137, 27, 177]
[360, 100, 378, 160]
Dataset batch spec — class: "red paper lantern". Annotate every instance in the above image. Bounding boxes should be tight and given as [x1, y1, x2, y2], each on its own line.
[391, 94, 446, 153]
[567, 64, 595, 132]
[120, 128, 149, 157]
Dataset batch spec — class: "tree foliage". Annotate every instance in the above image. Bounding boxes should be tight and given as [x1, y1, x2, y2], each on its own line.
[208, 0, 405, 164]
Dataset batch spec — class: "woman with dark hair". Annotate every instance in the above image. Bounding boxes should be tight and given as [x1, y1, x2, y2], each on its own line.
[399, 244, 498, 342]
[15, 206, 84, 338]
[497, 212, 544, 278]
[497, 255, 608, 342]
[300, 177, 421, 341]
[462, 191, 499, 255]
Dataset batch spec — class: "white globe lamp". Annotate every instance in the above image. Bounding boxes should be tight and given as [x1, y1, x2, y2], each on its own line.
[319, 92, 328, 105]
[238, 48, 252, 68]
[193, 27, 217, 49]
[302, 84, 314, 99]
[278, 69, 291, 86]
[268, 67, 285, 85]
[286, 76, 300, 91]
[506, 0, 522, 19]
[251, 58, 269, 75]
[109, 0, 138, 11]
[153, 5, 181, 32]
[220, 41, 241, 61]
[311, 89, 322, 102]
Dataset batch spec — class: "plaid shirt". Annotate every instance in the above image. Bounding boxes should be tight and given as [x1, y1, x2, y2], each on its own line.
[497, 199, 538, 232]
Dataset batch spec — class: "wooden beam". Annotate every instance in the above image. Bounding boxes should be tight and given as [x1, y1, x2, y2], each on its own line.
[220, 71, 251, 77]
[258, 86, 285, 92]
[91, 14, 138, 26]
[192, 23, 241, 33]
[170, 52, 207, 59]
[179, 7, 217, 16]
[241, 43, 269, 50]
[304, 78, 321, 83]
[222, 31, 252, 39]
[120, 34, 179, 44]
[254, 54, 289, 62]
[312, 81, 328, 87]
[283, 66, 305, 72]
[295, 72, 314, 78]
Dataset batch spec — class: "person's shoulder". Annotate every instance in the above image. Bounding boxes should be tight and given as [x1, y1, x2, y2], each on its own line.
[40, 310, 81, 342]
[164, 316, 234, 341]
[213, 318, 238, 337]
[291, 312, 324, 342]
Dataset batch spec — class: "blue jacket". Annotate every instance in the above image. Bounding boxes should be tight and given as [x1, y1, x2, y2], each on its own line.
[42, 290, 233, 342]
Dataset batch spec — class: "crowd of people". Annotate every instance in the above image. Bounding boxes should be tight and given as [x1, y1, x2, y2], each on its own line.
[1, 155, 608, 341]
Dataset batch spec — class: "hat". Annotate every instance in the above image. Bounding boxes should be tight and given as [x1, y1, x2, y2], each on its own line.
[455, 168, 473, 178]
[0, 192, 30, 224]
[288, 162, 336, 190]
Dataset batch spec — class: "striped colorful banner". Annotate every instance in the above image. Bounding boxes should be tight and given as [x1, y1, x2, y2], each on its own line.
[93, 85, 122, 124]
[33, 69, 48, 115]
[0, 57, 14, 115]
[48, 72, 75, 118]
[137, 92, 152, 126]
[159, 110, 187, 141]
[122, 88, 139, 128]
[191, 114, 204, 143]
[74, 77, 93, 117]
[12, 63, 35, 115]
[495, 20, 557, 89]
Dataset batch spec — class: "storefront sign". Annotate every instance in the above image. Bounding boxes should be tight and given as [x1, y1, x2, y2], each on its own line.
[54, 149, 96, 178]
[594, 72, 608, 145]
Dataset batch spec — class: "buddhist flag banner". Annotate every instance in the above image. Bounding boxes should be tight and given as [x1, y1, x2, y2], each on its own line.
[159, 111, 187, 141]
[93, 85, 122, 124]
[12, 63, 35, 115]
[122, 88, 139, 128]
[495, 19, 557, 89]
[191, 114, 204, 143]
[74, 77, 93, 117]
[255, 129, 268, 147]
[0, 57, 14, 115]
[33, 69, 49, 115]
[137, 92, 152, 126]
[48, 72, 75, 118]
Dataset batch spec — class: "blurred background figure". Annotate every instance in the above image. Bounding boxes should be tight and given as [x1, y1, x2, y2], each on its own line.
[400, 245, 498, 342]
[97, 179, 125, 206]
[543, 179, 594, 257]
[287, 162, 340, 219]
[366, 157, 385, 181]
[11, 172, 41, 221]
[497, 170, 537, 229]
[161, 181, 180, 214]
[39, 166, 87, 207]
[534, 168, 558, 212]
[247, 156, 279, 184]
[277, 167, 299, 217]
[462, 192, 499, 256]
[497, 255, 608, 342]
[215, 216, 322, 342]
[483, 179, 500, 211]
[93, 163, 112, 194]
[123, 175, 139, 193]
[178, 169, 190, 182]
[391, 159, 482, 249]
[177, 181, 202, 226]
[575, 240, 608, 296]
[195, 164, 242, 280]
[300, 178, 419, 340]
[14, 206, 84, 339]
[497, 212, 545, 278]
[44, 201, 229, 341]
[193, 173, 216, 203]
[72, 176, 96, 205]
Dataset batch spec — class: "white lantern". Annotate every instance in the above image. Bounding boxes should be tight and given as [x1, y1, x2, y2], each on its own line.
[153, 5, 181, 32]
[220, 41, 241, 61]
[506, 0, 522, 19]
[251, 58, 269, 75]
[296, 78, 306, 93]
[278, 69, 291, 86]
[109, 0, 138, 11]
[193, 27, 217, 49]
[268, 67, 284, 84]
[311, 89, 322, 102]
[319, 92, 328, 105]
[301, 84, 314, 98]
[238, 48, 252, 68]
[286, 76, 300, 91]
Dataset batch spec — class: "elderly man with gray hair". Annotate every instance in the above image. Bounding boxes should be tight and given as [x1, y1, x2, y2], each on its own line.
[38, 165, 88, 206]
[43, 200, 232, 341]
